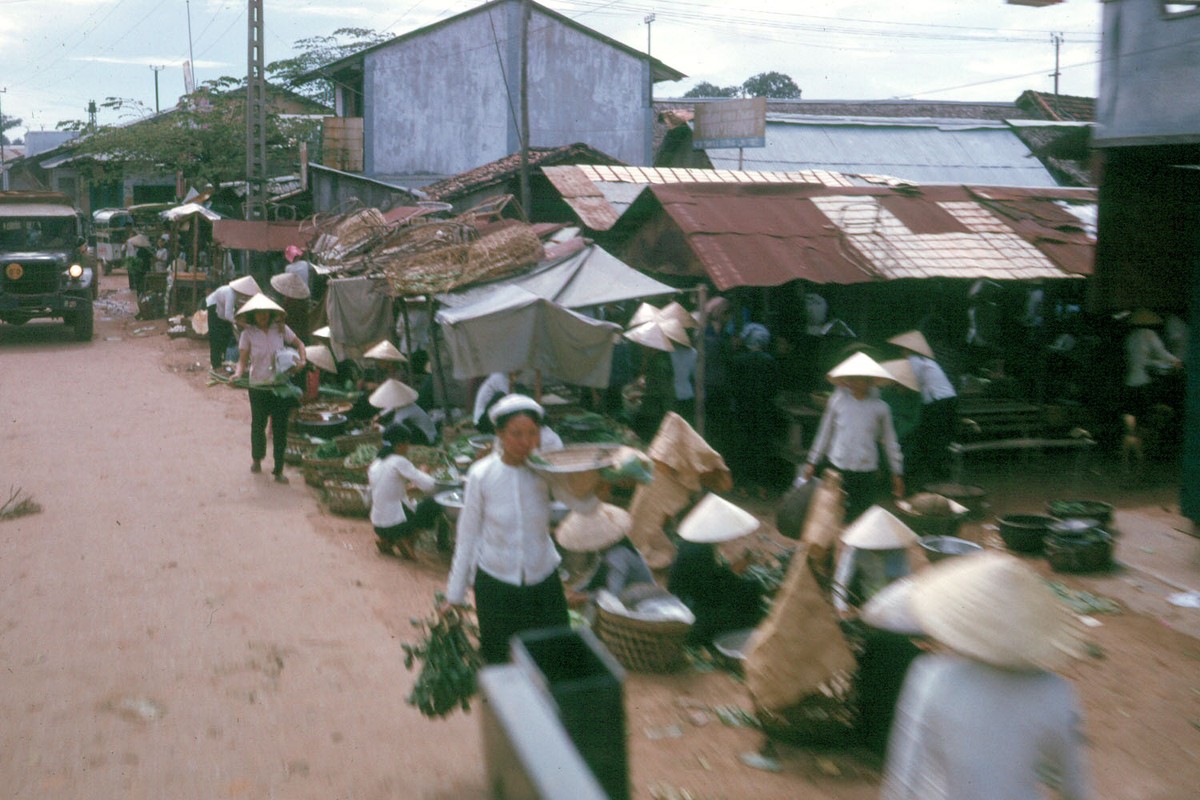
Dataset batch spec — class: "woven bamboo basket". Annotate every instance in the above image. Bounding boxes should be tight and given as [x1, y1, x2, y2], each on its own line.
[301, 453, 348, 487]
[594, 605, 692, 673]
[335, 430, 383, 455]
[285, 435, 321, 466]
[322, 479, 371, 517]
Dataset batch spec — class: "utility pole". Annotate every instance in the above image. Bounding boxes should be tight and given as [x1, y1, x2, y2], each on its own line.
[0, 87, 7, 190]
[518, 0, 531, 219]
[245, 0, 268, 221]
[1050, 32, 1063, 96]
[644, 13, 655, 108]
[87, 100, 98, 131]
[186, 0, 197, 85]
[150, 65, 164, 113]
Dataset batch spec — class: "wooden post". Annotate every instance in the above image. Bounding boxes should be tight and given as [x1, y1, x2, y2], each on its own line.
[428, 296, 452, 421]
[695, 284, 708, 438]
[400, 297, 414, 386]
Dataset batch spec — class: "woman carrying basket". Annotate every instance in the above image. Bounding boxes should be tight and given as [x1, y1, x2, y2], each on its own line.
[229, 293, 306, 483]
[442, 394, 598, 664]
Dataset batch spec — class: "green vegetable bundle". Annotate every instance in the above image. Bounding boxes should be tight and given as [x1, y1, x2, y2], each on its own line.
[345, 443, 377, 468]
[313, 441, 342, 459]
[402, 595, 484, 718]
[206, 370, 302, 400]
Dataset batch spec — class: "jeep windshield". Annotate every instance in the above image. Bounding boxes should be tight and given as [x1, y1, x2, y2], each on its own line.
[0, 217, 77, 250]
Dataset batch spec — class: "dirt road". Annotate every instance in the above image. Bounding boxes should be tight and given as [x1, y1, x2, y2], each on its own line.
[0, 286, 484, 799]
[2, 278, 1199, 800]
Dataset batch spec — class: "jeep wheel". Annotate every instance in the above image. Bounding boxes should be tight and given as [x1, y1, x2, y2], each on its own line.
[72, 300, 94, 341]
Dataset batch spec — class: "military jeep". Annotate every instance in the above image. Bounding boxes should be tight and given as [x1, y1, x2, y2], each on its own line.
[0, 191, 97, 341]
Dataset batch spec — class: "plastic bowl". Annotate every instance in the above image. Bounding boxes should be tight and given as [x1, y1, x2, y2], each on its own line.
[919, 535, 983, 563]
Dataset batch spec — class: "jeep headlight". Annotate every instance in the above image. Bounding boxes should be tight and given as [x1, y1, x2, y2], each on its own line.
[68, 264, 84, 279]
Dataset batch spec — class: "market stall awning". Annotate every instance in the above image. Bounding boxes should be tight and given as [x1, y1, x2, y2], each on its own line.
[436, 239, 677, 310]
[212, 220, 310, 252]
[611, 182, 1095, 290]
[435, 286, 620, 387]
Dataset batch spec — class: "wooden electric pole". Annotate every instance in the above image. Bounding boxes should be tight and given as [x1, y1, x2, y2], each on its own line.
[518, 0, 532, 219]
[1050, 33, 1063, 97]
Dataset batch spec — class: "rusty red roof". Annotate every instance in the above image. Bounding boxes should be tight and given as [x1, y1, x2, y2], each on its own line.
[614, 183, 1094, 290]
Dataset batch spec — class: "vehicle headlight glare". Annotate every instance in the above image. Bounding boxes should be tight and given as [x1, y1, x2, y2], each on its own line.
[68, 264, 84, 279]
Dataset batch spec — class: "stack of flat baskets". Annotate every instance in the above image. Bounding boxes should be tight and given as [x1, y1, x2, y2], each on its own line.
[322, 479, 371, 518]
[334, 429, 383, 455]
[285, 434, 321, 466]
[594, 606, 692, 673]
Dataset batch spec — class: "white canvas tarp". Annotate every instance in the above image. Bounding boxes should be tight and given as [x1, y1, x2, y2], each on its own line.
[436, 240, 676, 310]
[162, 203, 221, 222]
[435, 285, 620, 387]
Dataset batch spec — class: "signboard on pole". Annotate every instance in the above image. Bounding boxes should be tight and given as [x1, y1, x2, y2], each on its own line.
[693, 97, 767, 150]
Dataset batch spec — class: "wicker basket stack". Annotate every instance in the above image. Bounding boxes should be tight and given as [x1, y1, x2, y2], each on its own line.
[335, 430, 383, 455]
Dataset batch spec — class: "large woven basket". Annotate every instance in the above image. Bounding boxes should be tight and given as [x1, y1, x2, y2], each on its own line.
[285, 435, 321, 466]
[594, 605, 692, 673]
[322, 479, 371, 517]
[335, 430, 383, 455]
[301, 453, 349, 487]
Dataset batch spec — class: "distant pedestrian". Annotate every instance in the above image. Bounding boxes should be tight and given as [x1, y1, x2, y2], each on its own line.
[368, 422, 440, 560]
[204, 275, 260, 370]
[888, 330, 957, 485]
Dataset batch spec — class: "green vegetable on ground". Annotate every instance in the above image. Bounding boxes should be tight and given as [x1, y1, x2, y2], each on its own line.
[345, 443, 377, 467]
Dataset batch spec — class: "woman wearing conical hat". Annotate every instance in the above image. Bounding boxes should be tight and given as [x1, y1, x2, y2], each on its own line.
[230, 293, 307, 483]
[878, 552, 1091, 800]
[888, 330, 958, 485]
[803, 352, 905, 521]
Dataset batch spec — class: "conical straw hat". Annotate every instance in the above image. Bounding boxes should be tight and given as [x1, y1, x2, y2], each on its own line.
[128, 233, 152, 248]
[660, 301, 697, 330]
[841, 506, 919, 550]
[624, 320, 675, 352]
[369, 378, 418, 410]
[827, 352, 893, 384]
[556, 503, 632, 553]
[887, 330, 934, 358]
[234, 292, 286, 322]
[229, 275, 261, 296]
[306, 344, 337, 374]
[363, 339, 407, 362]
[678, 493, 760, 543]
[879, 358, 920, 392]
[311, 325, 331, 339]
[909, 551, 1087, 671]
[860, 576, 924, 635]
[628, 302, 659, 328]
[270, 271, 310, 300]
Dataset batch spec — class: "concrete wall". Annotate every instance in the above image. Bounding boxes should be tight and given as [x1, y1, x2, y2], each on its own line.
[365, 1, 650, 177]
[1096, 2, 1200, 146]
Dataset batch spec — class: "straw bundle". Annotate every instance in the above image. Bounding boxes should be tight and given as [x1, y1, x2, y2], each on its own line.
[800, 469, 846, 591]
[626, 465, 690, 570]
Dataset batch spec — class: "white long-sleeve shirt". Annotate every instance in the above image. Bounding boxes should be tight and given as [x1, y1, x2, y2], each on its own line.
[1125, 328, 1180, 388]
[205, 285, 239, 323]
[882, 653, 1090, 800]
[907, 354, 956, 404]
[445, 452, 593, 605]
[807, 391, 903, 475]
[367, 453, 437, 528]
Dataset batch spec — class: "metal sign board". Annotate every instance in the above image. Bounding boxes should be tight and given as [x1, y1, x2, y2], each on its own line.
[693, 98, 767, 149]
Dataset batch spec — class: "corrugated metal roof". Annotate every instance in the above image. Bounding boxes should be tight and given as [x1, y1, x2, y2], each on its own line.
[705, 119, 1061, 188]
[620, 183, 1093, 290]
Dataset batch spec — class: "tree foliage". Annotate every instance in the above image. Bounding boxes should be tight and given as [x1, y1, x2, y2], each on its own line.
[1, 113, 22, 146]
[268, 27, 390, 106]
[741, 71, 802, 99]
[59, 78, 320, 196]
[683, 81, 741, 99]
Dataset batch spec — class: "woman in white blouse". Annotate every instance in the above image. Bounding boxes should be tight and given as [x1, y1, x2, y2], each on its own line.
[443, 394, 595, 664]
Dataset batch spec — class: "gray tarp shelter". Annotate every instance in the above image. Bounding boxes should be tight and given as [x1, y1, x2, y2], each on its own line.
[436, 239, 677, 311]
[435, 285, 621, 387]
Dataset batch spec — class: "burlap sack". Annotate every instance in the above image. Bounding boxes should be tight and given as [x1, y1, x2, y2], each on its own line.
[744, 542, 857, 713]
[626, 464, 689, 569]
[646, 413, 731, 491]
[800, 469, 845, 588]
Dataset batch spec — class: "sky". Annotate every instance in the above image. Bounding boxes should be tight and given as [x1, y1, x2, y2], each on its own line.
[0, 0, 1103, 140]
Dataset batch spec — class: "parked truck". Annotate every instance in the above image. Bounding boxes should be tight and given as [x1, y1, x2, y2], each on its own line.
[0, 191, 97, 341]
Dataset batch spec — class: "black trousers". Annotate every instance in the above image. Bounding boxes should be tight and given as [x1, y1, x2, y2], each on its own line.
[910, 396, 957, 484]
[208, 306, 235, 369]
[473, 568, 569, 665]
[840, 468, 883, 522]
[373, 497, 442, 545]
[248, 388, 293, 473]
